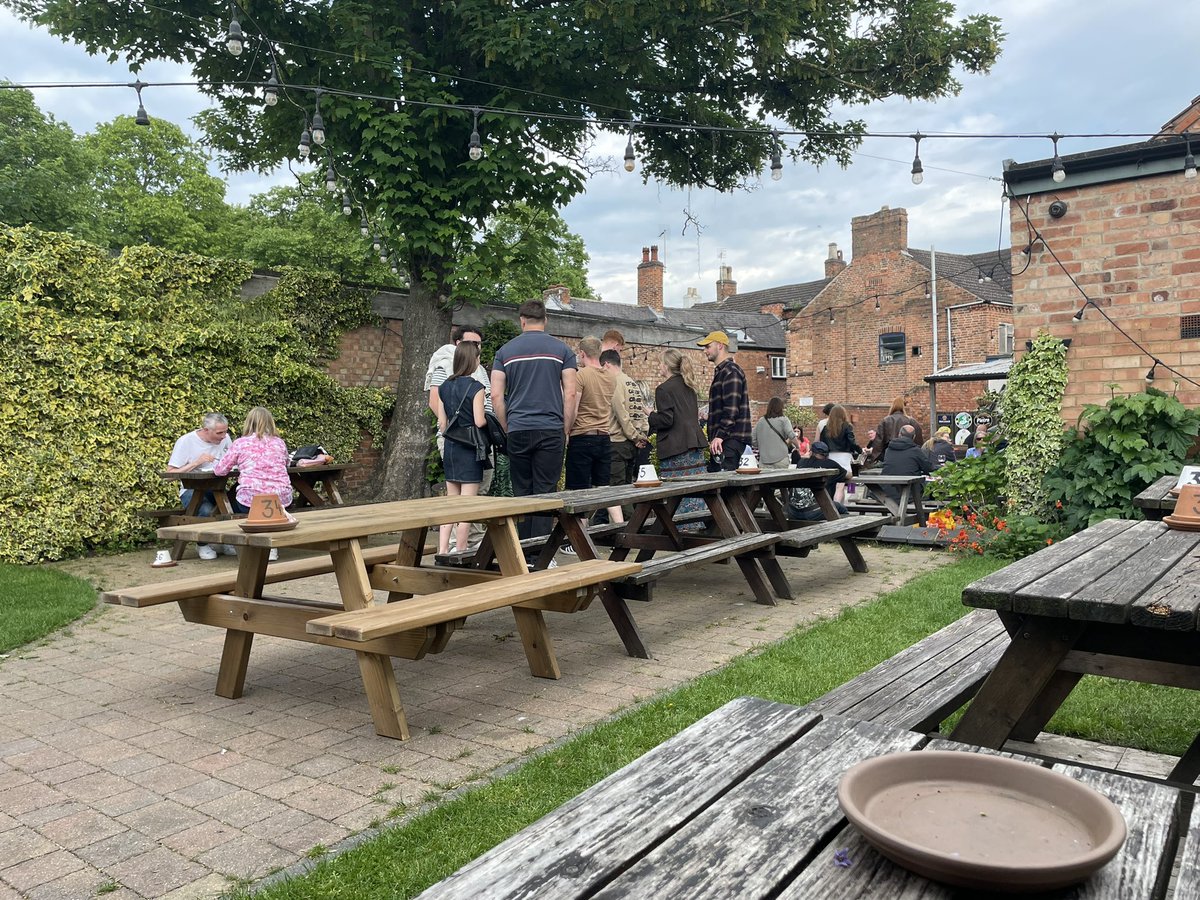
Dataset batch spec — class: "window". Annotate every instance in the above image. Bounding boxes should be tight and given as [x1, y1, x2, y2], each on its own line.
[879, 332, 906, 365]
[769, 356, 786, 379]
[998, 323, 1015, 355]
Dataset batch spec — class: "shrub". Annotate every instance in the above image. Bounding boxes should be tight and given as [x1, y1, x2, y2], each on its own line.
[1000, 331, 1069, 518]
[925, 442, 1007, 509]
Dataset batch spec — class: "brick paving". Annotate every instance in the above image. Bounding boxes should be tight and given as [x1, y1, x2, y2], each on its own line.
[3, 544, 948, 898]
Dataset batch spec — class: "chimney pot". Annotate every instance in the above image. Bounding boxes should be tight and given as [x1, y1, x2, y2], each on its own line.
[637, 243, 665, 313]
[650, 245, 659, 261]
[641, 246, 650, 263]
[827, 242, 838, 259]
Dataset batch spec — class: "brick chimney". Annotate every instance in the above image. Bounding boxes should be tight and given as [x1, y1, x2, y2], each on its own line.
[637, 245, 664, 313]
[542, 284, 570, 306]
[715, 264, 737, 303]
[851, 206, 909, 259]
[824, 242, 847, 278]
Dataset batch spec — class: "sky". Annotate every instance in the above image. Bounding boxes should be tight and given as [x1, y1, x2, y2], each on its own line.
[5, 1, 1200, 306]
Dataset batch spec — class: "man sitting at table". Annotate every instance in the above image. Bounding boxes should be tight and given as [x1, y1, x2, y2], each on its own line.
[880, 424, 934, 502]
[787, 441, 848, 520]
[167, 412, 234, 560]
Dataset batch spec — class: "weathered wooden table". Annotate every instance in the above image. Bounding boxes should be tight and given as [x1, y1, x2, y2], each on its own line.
[418, 696, 1186, 899]
[156, 470, 239, 560]
[951, 517, 1200, 782]
[287, 462, 353, 508]
[849, 473, 929, 525]
[1134, 474, 1179, 520]
[144, 496, 635, 739]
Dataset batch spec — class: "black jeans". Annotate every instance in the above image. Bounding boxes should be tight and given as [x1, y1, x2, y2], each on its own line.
[565, 434, 612, 490]
[719, 438, 747, 471]
[507, 429, 565, 542]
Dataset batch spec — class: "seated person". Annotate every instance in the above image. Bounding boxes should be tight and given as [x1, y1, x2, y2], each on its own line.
[787, 441, 848, 519]
[880, 424, 935, 503]
[928, 426, 957, 469]
[167, 412, 233, 560]
[213, 406, 293, 560]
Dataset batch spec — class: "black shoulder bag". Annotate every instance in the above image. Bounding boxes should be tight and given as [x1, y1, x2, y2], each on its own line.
[443, 382, 491, 465]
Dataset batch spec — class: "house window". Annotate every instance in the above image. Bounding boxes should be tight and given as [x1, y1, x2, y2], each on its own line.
[998, 323, 1015, 355]
[769, 356, 786, 379]
[879, 332, 906, 365]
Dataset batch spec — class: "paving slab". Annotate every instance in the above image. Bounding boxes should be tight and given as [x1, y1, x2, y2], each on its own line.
[2, 542, 949, 898]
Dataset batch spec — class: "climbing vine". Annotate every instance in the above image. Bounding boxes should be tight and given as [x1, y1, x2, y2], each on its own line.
[1000, 331, 1069, 518]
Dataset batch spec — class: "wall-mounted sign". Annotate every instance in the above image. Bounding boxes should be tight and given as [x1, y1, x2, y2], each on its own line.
[954, 412, 973, 430]
[936, 412, 953, 428]
[975, 413, 994, 427]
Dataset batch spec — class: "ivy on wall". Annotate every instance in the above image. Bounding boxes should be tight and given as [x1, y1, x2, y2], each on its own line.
[0, 226, 392, 563]
[1000, 331, 1069, 518]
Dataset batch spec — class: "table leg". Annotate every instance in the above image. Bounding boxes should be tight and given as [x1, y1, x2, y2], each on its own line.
[726, 490, 793, 602]
[759, 486, 789, 530]
[325, 475, 344, 505]
[706, 494, 776, 606]
[1169, 731, 1200, 784]
[386, 527, 427, 602]
[609, 502, 655, 564]
[492, 517, 561, 679]
[291, 477, 326, 508]
[911, 481, 928, 527]
[1009, 670, 1084, 742]
[332, 539, 409, 740]
[814, 487, 870, 574]
[215, 547, 269, 698]
[560, 515, 650, 660]
[950, 616, 1085, 748]
[171, 489, 207, 561]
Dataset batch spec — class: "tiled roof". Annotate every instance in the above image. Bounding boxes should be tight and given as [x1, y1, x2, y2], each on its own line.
[542, 296, 785, 349]
[556, 297, 658, 323]
[906, 249, 1013, 306]
[924, 357, 1013, 383]
[694, 277, 832, 313]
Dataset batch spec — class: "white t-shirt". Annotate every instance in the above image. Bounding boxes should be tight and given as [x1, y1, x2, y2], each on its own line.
[426, 344, 492, 412]
[168, 431, 231, 473]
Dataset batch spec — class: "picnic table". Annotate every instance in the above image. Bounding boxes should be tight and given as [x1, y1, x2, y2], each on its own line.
[150, 466, 353, 559]
[107, 497, 638, 739]
[950, 518, 1200, 783]
[418, 696, 1185, 899]
[1134, 474, 1178, 520]
[849, 472, 930, 525]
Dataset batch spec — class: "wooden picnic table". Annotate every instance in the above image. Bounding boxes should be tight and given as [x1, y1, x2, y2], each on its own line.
[849, 472, 930, 526]
[951, 518, 1200, 783]
[126, 496, 638, 740]
[418, 696, 1185, 899]
[1134, 474, 1179, 520]
[286, 462, 354, 508]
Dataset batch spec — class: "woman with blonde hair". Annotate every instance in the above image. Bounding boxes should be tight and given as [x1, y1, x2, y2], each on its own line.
[214, 406, 293, 559]
[819, 404, 861, 504]
[648, 348, 708, 519]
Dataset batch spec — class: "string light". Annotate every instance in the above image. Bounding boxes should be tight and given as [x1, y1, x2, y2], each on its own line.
[341, 191, 352, 215]
[623, 133, 636, 173]
[263, 62, 278, 106]
[828, 308, 834, 324]
[226, 2, 244, 57]
[468, 108, 483, 161]
[1049, 133, 1066, 183]
[324, 164, 337, 192]
[874, 297, 881, 311]
[1145, 360, 1158, 383]
[923, 282, 931, 299]
[769, 129, 783, 181]
[130, 80, 150, 126]
[359, 213, 369, 236]
[297, 121, 311, 160]
[310, 92, 326, 145]
[910, 133, 924, 185]
[372, 232, 382, 252]
[1184, 131, 1197, 180]
[1071, 302, 1088, 322]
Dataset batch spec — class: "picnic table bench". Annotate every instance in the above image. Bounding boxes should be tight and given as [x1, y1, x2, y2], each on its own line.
[108, 496, 639, 740]
[848, 472, 930, 525]
[419, 696, 1185, 899]
[1133, 474, 1179, 520]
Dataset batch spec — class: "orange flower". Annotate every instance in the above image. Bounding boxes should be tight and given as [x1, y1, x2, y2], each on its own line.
[1046, 538, 1054, 545]
[1055, 500, 1063, 509]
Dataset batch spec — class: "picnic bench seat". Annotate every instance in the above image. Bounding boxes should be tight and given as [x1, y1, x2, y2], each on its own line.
[807, 609, 1008, 733]
[136, 508, 242, 528]
[612, 531, 781, 603]
[774, 514, 892, 572]
[306, 559, 642, 641]
[102, 545, 401, 608]
[435, 520, 629, 567]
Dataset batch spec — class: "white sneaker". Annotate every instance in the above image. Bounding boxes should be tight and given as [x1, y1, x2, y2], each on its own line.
[221, 544, 238, 556]
[269, 548, 279, 561]
[546, 559, 558, 569]
[559, 545, 577, 556]
[197, 545, 218, 561]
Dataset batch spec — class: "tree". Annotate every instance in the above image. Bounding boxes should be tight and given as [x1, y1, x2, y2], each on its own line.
[83, 115, 231, 254]
[456, 204, 597, 304]
[0, 84, 96, 237]
[11, 0, 1002, 499]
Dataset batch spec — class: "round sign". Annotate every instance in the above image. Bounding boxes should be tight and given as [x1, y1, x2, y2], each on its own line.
[975, 414, 993, 427]
[954, 412, 973, 430]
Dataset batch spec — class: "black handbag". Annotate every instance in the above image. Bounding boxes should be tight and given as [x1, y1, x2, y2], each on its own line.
[443, 383, 491, 464]
[484, 411, 506, 455]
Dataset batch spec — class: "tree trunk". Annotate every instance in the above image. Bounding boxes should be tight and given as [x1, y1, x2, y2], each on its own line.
[369, 278, 453, 501]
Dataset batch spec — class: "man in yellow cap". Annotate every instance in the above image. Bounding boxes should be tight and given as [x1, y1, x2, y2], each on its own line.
[697, 331, 750, 470]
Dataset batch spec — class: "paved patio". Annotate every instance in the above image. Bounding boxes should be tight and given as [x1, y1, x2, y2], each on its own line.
[2, 543, 949, 899]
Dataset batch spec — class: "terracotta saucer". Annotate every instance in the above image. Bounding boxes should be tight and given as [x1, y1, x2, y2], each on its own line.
[737, 468, 761, 475]
[1163, 514, 1200, 531]
[633, 480, 663, 488]
[238, 518, 299, 534]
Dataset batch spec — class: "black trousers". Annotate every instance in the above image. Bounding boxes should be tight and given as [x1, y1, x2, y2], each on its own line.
[507, 429, 565, 542]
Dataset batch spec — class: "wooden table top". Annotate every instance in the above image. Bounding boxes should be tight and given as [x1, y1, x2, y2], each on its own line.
[161, 464, 352, 482]
[963, 518, 1200, 628]
[157, 495, 563, 548]
[419, 697, 1181, 899]
[540, 479, 727, 514]
[850, 473, 930, 485]
[667, 467, 840, 486]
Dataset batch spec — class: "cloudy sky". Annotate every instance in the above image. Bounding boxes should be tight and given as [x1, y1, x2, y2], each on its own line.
[5, 1, 1199, 305]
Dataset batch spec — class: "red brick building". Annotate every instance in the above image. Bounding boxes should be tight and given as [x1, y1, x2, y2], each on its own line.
[700, 206, 1014, 437]
[1003, 97, 1200, 425]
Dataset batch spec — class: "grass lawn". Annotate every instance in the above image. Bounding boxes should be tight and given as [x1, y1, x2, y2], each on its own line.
[237, 554, 1200, 900]
[0, 562, 98, 654]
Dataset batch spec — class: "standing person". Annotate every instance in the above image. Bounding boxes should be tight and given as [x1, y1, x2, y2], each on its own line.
[435, 342, 488, 556]
[167, 412, 234, 560]
[698, 331, 751, 471]
[601, 329, 626, 354]
[213, 407, 292, 561]
[566, 336, 621, 529]
[753, 397, 798, 470]
[871, 396, 924, 462]
[601, 348, 649, 489]
[491, 299, 578, 558]
[648, 349, 708, 522]
[819, 404, 862, 504]
[816, 402, 834, 440]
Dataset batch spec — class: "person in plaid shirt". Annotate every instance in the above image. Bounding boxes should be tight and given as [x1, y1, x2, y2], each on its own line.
[697, 331, 751, 471]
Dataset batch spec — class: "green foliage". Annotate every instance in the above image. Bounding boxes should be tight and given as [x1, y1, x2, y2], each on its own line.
[0, 226, 392, 563]
[1045, 388, 1200, 532]
[985, 514, 1069, 560]
[1000, 332, 1069, 518]
[479, 316, 520, 368]
[783, 404, 818, 434]
[0, 84, 97, 238]
[925, 442, 1007, 508]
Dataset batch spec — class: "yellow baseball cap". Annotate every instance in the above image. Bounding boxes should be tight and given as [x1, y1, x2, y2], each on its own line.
[697, 331, 729, 347]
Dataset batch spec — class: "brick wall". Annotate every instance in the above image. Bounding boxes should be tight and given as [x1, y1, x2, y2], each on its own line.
[1009, 171, 1200, 424]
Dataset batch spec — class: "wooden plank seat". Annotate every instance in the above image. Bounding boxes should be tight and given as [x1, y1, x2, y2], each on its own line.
[807, 609, 1009, 733]
[772, 515, 892, 572]
[136, 508, 242, 528]
[435, 521, 628, 567]
[612, 532, 781, 603]
[102, 545, 401, 608]
[307, 559, 642, 641]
